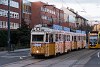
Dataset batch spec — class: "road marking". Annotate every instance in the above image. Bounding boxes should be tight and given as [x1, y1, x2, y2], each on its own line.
[1, 56, 27, 58]
[97, 52, 100, 58]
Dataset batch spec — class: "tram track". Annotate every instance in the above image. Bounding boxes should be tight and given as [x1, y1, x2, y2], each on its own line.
[2, 57, 46, 67]
[21, 59, 45, 67]
[44, 49, 96, 67]
[1, 49, 86, 67]
[2, 49, 97, 67]
[20, 49, 96, 67]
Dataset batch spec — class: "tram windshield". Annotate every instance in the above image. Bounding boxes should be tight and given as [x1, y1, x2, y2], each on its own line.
[32, 35, 44, 42]
[89, 35, 97, 45]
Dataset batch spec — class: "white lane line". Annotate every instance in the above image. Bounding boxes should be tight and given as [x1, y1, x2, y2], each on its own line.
[1, 56, 27, 58]
[97, 52, 100, 58]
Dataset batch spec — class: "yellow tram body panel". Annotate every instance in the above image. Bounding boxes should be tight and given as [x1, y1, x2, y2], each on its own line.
[88, 44, 100, 49]
[71, 41, 74, 50]
[74, 42, 77, 49]
[46, 43, 55, 56]
[30, 44, 45, 55]
[71, 41, 77, 50]
[77, 41, 81, 49]
[82, 41, 86, 48]
[31, 43, 55, 56]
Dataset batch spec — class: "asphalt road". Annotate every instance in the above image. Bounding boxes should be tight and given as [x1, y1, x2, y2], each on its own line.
[0, 49, 30, 66]
[84, 49, 100, 67]
[1, 49, 100, 67]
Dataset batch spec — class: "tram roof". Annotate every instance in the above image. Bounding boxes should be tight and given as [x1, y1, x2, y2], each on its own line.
[31, 24, 86, 34]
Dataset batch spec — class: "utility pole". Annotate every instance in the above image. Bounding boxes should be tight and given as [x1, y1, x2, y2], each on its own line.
[8, 0, 11, 52]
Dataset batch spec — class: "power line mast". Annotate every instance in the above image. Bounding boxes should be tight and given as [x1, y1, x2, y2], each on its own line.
[7, 0, 11, 52]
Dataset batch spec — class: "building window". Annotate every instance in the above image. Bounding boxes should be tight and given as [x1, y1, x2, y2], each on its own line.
[0, 9, 19, 19]
[0, 21, 19, 29]
[2, 21, 6, 28]
[0, 21, 2, 28]
[0, 9, 2, 16]
[0, 0, 19, 8]
[14, 23, 19, 29]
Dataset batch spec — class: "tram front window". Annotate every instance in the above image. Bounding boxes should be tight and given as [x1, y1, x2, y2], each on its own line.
[32, 35, 44, 42]
[89, 35, 97, 46]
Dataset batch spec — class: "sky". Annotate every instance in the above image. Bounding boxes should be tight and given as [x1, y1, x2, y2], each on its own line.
[28, 0, 100, 23]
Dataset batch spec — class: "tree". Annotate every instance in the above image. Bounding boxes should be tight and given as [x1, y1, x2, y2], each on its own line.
[17, 18, 31, 48]
[0, 30, 7, 47]
[77, 24, 93, 32]
[77, 23, 93, 43]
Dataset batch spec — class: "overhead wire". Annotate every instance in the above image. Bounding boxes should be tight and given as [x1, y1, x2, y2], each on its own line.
[74, 0, 87, 13]
[69, 0, 94, 21]
[43, 0, 98, 21]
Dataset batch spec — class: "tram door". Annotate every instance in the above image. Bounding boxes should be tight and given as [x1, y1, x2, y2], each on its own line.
[72, 35, 77, 50]
[45, 33, 55, 56]
[74, 36, 77, 49]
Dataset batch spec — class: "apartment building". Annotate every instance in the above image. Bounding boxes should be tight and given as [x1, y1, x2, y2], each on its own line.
[62, 7, 88, 29]
[76, 14, 88, 27]
[93, 24, 100, 31]
[61, 7, 77, 29]
[31, 1, 64, 28]
[0, 0, 21, 29]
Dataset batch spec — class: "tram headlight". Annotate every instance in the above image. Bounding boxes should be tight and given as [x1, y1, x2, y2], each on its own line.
[36, 27, 40, 31]
[36, 50, 39, 53]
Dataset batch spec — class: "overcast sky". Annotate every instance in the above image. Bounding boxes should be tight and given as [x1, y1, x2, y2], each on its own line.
[29, 0, 100, 22]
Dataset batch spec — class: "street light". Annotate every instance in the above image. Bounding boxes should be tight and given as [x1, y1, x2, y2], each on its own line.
[7, 0, 11, 52]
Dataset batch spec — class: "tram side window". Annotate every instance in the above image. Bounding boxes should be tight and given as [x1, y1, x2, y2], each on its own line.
[64, 35, 66, 41]
[46, 34, 48, 42]
[32, 35, 44, 42]
[61, 34, 64, 41]
[59, 34, 61, 41]
[67, 35, 70, 41]
[78, 36, 80, 41]
[81, 36, 83, 41]
[72, 36, 74, 41]
[81, 36, 82, 41]
[55, 34, 58, 41]
[69, 35, 70, 41]
[74, 36, 76, 41]
[49, 34, 53, 42]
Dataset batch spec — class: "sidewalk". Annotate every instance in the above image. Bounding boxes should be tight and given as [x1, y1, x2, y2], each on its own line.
[0, 48, 30, 54]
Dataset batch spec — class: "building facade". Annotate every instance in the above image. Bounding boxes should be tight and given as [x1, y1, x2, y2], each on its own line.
[61, 7, 76, 28]
[31, 1, 64, 28]
[76, 14, 88, 28]
[93, 24, 100, 31]
[0, 0, 21, 29]
[22, 0, 31, 27]
[62, 7, 88, 29]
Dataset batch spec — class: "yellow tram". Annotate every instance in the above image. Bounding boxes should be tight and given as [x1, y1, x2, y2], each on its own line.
[30, 24, 86, 57]
[88, 31, 100, 48]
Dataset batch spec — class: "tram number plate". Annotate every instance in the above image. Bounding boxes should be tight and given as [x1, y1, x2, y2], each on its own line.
[34, 44, 41, 46]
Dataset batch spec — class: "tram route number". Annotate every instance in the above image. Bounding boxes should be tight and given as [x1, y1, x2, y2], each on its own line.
[34, 44, 41, 46]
